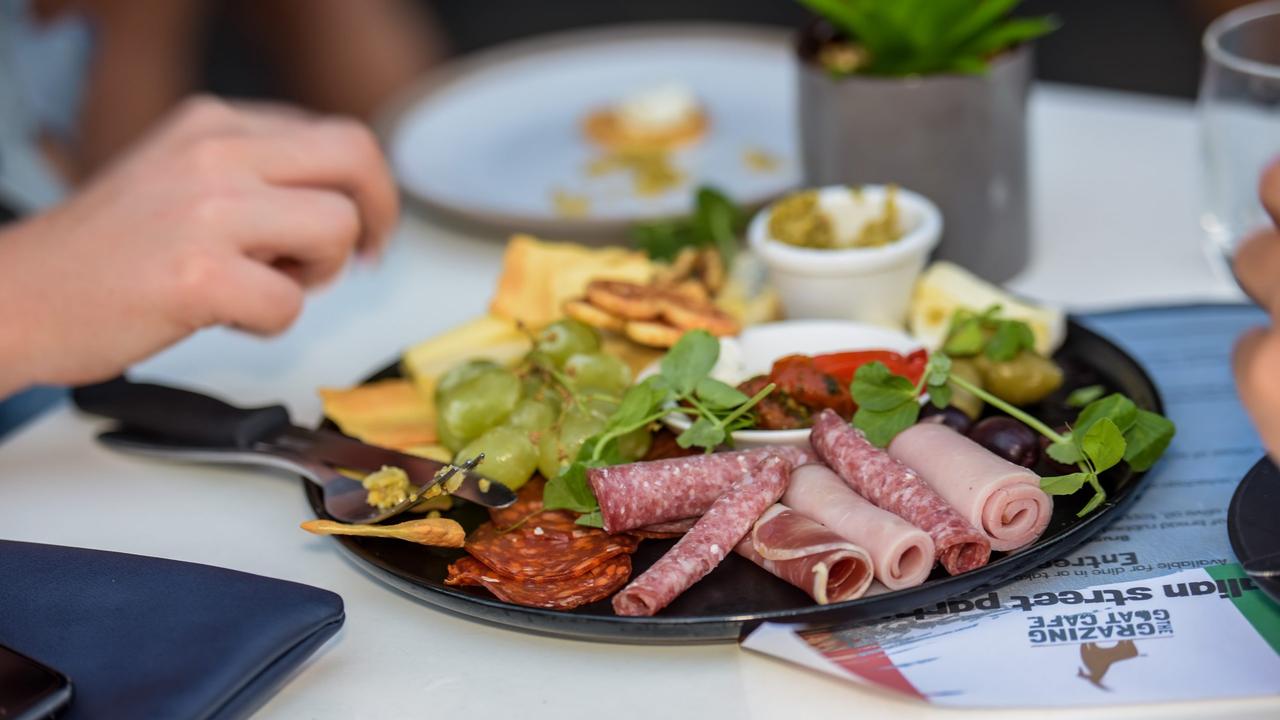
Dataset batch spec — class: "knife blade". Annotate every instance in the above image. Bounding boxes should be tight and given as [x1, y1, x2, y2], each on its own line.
[71, 376, 517, 508]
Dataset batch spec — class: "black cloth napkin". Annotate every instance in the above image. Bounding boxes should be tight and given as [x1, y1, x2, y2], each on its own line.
[0, 541, 344, 720]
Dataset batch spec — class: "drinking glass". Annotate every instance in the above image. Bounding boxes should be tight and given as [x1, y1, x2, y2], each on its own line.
[1199, 1, 1280, 262]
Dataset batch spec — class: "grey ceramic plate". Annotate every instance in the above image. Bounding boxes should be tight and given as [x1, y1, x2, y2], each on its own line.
[377, 23, 800, 240]
[305, 319, 1166, 645]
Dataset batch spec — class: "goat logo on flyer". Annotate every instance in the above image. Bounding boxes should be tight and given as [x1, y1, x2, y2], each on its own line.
[1077, 641, 1142, 690]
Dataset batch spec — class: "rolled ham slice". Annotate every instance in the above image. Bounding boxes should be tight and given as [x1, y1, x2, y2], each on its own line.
[612, 454, 790, 617]
[783, 465, 935, 590]
[809, 409, 991, 576]
[734, 504, 874, 604]
[588, 445, 814, 534]
[888, 423, 1052, 552]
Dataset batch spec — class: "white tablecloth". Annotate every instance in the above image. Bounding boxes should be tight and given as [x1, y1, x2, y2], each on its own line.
[0, 84, 1272, 720]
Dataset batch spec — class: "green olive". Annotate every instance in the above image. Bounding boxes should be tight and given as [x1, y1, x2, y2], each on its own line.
[976, 351, 1064, 406]
[949, 358, 986, 419]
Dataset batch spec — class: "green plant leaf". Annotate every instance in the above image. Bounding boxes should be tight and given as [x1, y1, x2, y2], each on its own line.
[542, 462, 599, 514]
[1122, 410, 1176, 471]
[660, 329, 720, 396]
[1040, 472, 1090, 495]
[1081, 417, 1126, 473]
[985, 320, 1036, 361]
[943, 317, 985, 356]
[677, 417, 727, 449]
[853, 401, 921, 448]
[1077, 488, 1107, 517]
[606, 381, 665, 432]
[575, 510, 604, 528]
[942, 0, 1022, 49]
[960, 16, 1059, 58]
[851, 361, 917, 411]
[1046, 439, 1082, 465]
[929, 382, 953, 409]
[694, 187, 742, 270]
[1075, 393, 1138, 436]
[695, 377, 749, 410]
[1066, 384, 1106, 408]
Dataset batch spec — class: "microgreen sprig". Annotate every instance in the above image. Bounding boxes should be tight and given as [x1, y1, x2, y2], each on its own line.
[850, 353, 1175, 517]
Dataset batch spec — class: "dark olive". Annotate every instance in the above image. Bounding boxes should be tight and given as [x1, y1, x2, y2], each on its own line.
[968, 417, 1040, 468]
[919, 405, 973, 434]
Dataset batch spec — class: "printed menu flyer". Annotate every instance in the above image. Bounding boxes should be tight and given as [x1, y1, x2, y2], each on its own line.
[742, 304, 1280, 707]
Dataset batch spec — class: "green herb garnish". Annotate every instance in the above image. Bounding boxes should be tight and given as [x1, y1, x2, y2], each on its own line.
[543, 330, 773, 523]
[851, 354, 1175, 516]
[631, 186, 743, 270]
[942, 305, 1036, 362]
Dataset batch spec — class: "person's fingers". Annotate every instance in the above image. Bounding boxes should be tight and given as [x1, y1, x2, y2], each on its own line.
[235, 120, 397, 255]
[1261, 158, 1280, 228]
[1233, 326, 1280, 460]
[225, 186, 361, 287]
[211, 257, 307, 336]
[1232, 227, 1280, 312]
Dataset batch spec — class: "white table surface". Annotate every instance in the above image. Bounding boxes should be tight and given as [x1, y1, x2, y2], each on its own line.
[0, 83, 1273, 720]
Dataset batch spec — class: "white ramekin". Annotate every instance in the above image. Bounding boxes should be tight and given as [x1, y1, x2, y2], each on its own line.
[748, 185, 942, 328]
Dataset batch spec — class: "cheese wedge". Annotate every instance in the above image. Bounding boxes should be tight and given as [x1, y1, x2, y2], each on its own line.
[909, 262, 1065, 356]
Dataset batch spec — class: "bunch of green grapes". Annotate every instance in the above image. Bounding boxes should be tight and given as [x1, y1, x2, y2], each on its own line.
[434, 319, 651, 490]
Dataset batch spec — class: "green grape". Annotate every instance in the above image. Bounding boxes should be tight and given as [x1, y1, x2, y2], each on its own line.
[537, 430, 562, 480]
[538, 408, 605, 479]
[455, 426, 538, 491]
[507, 398, 557, 434]
[535, 319, 600, 367]
[520, 375, 563, 416]
[436, 368, 521, 452]
[563, 352, 631, 394]
[615, 425, 653, 462]
[436, 359, 501, 402]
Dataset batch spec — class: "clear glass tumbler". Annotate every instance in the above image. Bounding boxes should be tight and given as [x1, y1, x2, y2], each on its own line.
[1199, 1, 1280, 262]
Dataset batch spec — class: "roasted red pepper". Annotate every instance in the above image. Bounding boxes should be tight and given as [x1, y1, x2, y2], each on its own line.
[811, 348, 928, 386]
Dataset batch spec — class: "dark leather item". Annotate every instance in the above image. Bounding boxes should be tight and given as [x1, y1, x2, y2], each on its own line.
[0, 541, 344, 720]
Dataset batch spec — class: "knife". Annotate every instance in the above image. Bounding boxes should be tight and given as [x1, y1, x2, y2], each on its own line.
[72, 377, 516, 509]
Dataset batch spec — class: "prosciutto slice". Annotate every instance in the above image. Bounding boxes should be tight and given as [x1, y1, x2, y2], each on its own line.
[888, 423, 1053, 552]
[612, 454, 790, 617]
[588, 446, 813, 534]
[735, 504, 874, 604]
[809, 409, 991, 575]
[782, 464, 936, 590]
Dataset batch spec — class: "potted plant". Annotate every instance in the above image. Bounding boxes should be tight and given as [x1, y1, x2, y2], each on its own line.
[795, 0, 1057, 282]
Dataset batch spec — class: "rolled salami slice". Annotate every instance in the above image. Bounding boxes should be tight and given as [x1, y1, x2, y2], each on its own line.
[782, 464, 935, 590]
[612, 454, 790, 616]
[888, 423, 1052, 552]
[734, 504, 874, 604]
[809, 409, 991, 575]
[588, 445, 814, 534]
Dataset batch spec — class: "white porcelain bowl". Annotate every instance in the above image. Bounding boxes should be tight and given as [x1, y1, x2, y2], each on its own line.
[748, 185, 942, 328]
[645, 320, 923, 449]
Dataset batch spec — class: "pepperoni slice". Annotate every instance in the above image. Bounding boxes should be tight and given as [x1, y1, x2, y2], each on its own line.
[487, 476, 556, 529]
[445, 555, 633, 610]
[465, 514, 640, 581]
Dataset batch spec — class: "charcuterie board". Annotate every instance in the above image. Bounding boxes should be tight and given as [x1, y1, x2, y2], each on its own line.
[304, 319, 1164, 644]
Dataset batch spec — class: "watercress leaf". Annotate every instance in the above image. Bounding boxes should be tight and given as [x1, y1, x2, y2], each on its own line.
[1066, 384, 1106, 408]
[985, 319, 1036, 361]
[1122, 410, 1176, 471]
[1040, 472, 1090, 495]
[943, 319, 985, 356]
[1081, 417, 1126, 473]
[1046, 439, 1083, 465]
[694, 187, 742, 270]
[574, 510, 604, 528]
[1075, 393, 1138, 436]
[853, 401, 921, 448]
[926, 352, 951, 386]
[851, 361, 917, 411]
[676, 417, 726, 450]
[1076, 488, 1107, 517]
[542, 462, 599, 514]
[695, 377, 749, 410]
[607, 382, 664, 432]
[928, 382, 952, 409]
[660, 329, 720, 396]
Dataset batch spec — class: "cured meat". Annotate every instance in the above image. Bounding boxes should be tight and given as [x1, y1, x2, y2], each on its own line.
[783, 464, 935, 590]
[488, 476, 555, 529]
[612, 454, 791, 616]
[734, 504, 873, 604]
[588, 445, 814, 533]
[445, 554, 632, 610]
[809, 409, 991, 575]
[465, 513, 639, 581]
[888, 423, 1052, 552]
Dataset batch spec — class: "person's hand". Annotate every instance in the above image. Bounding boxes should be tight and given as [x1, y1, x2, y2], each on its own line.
[0, 96, 397, 396]
[1232, 160, 1280, 458]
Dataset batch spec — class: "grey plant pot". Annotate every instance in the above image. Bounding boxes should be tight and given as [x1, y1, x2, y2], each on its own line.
[798, 46, 1032, 283]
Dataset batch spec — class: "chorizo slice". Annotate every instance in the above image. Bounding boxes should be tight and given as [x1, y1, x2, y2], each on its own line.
[445, 555, 633, 610]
